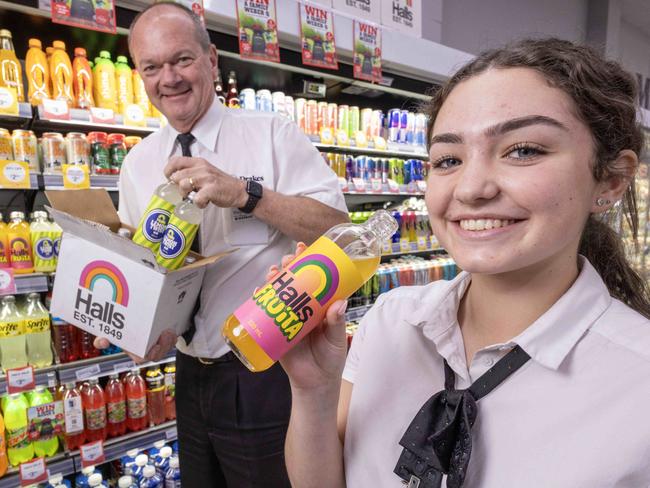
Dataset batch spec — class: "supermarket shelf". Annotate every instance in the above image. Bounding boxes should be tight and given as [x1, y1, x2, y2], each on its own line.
[34, 106, 160, 135]
[14, 273, 50, 294]
[0, 172, 39, 190]
[0, 453, 73, 488]
[0, 102, 33, 131]
[43, 174, 120, 191]
[313, 140, 428, 160]
[381, 242, 445, 260]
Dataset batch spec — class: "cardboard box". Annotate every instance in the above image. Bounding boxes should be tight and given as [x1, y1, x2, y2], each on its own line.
[47, 189, 233, 357]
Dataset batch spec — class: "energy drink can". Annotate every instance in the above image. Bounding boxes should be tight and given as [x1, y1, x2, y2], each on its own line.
[381, 159, 389, 183]
[306, 100, 319, 135]
[272, 91, 286, 115]
[345, 155, 355, 180]
[403, 159, 412, 184]
[318, 101, 329, 131]
[0, 128, 12, 160]
[285, 96, 295, 121]
[349, 106, 360, 138]
[65, 132, 90, 167]
[360, 108, 373, 137]
[389, 158, 403, 185]
[414, 160, 423, 181]
[327, 103, 338, 131]
[366, 158, 376, 181]
[388, 109, 401, 142]
[12, 129, 39, 172]
[41, 132, 66, 174]
[371, 110, 383, 138]
[337, 105, 349, 135]
[256, 89, 273, 112]
[295, 98, 307, 131]
[355, 156, 366, 181]
[335, 154, 346, 178]
[405, 112, 416, 144]
[415, 113, 427, 146]
[240, 88, 256, 110]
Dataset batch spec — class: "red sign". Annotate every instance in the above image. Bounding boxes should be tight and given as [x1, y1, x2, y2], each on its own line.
[81, 440, 106, 468]
[19, 457, 47, 486]
[299, 3, 338, 70]
[51, 0, 117, 34]
[353, 20, 382, 83]
[236, 0, 281, 62]
[7, 366, 35, 394]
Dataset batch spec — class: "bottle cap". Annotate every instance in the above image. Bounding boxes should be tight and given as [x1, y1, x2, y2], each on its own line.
[9, 211, 25, 220]
[1, 295, 15, 304]
[88, 473, 103, 486]
[153, 440, 166, 450]
[28, 38, 41, 48]
[88, 377, 99, 385]
[160, 446, 172, 458]
[126, 448, 139, 457]
[107, 133, 125, 144]
[366, 209, 399, 241]
[169, 456, 179, 468]
[0, 29, 12, 38]
[135, 454, 149, 466]
[116, 55, 129, 64]
[81, 466, 95, 475]
[118, 476, 134, 488]
[74, 47, 87, 57]
[32, 210, 48, 220]
[99, 50, 111, 58]
[143, 465, 156, 478]
[48, 474, 63, 483]
[117, 228, 132, 239]
[109, 372, 119, 379]
[53, 40, 65, 50]
[27, 292, 40, 300]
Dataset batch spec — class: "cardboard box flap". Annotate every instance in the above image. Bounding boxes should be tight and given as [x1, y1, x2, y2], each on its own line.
[174, 248, 238, 272]
[46, 189, 121, 232]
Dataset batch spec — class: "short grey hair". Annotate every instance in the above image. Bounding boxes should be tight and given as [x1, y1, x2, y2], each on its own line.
[128, 1, 211, 57]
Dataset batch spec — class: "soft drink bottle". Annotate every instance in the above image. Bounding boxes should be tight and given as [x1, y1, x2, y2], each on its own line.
[132, 69, 152, 117]
[125, 369, 148, 432]
[115, 56, 134, 115]
[154, 446, 172, 477]
[0, 295, 28, 371]
[0, 30, 24, 102]
[52, 316, 81, 363]
[29, 385, 58, 457]
[24, 292, 53, 368]
[88, 473, 108, 487]
[50, 218, 62, 270]
[93, 51, 117, 111]
[72, 47, 94, 109]
[30, 210, 56, 273]
[156, 192, 202, 270]
[0, 410, 8, 476]
[0, 212, 10, 269]
[222, 210, 397, 372]
[148, 439, 165, 460]
[62, 382, 85, 450]
[8, 211, 34, 274]
[80, 330, 100, 359]
[50, 41, 74, 106]
[82, 377, 107, 442]
[132, 454, 150, 482]
[25, 38, 50, 106]
[75, 466, 96, 488]
[106, 373, 127, 437]
[145, 366, 165, 427]
[121, 448, 140, 476]
[139, 465, 162, 487]
[165, 456, 181, 487]
[3, 392, 34, 465]
[163, 363, 176, 420]
[132, 182, 182, 255]
[118, 476, 137, 488]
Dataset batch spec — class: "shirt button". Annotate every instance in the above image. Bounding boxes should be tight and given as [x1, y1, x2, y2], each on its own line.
[484, 357, 495, 367]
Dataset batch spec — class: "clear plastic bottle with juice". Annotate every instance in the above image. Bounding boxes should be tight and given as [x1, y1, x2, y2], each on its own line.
[50, 41, 73, 106]
[0, 295, 27, 371]
[62, 382, 85, 450]
[29, 385, 58, 457]
[163, 362, 176, 421]
[106, 373, 127, 438]
[132, 70, 151, 117]
[25, 38, 51, 106]
[145, 366, 165, 427]
[82, 377, 107, 442]
[0, 410, 8, 476]
[0, 212, 10, 269]
[125, 369, 148, 432]
[93, 51, 117, 112]
[24, 292, 53, 368]
[222, 210, 398, 372]
[156, 193, 202, 270]
[50, 217, 62, 270]
[30, 211, 56, 273]
[3, 392, 33, 466]
[51, 316, 80, 363]
[80, 329, 100, 359]
[115, 56, 134, 115]
[72, 47, 94, 109]
[132, 182, 182, 254]
[0, 30, 24, 102]
[8, 211, 34, 274]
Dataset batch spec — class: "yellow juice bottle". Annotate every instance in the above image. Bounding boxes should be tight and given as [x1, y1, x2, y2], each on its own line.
[72, 47, 94, 109]
[222, 210, 397, 372]
[0, 30, 24, 102]
[25, 38, 50, 106]
[50, 40, 73, 106]
[115, 55, 134, 115]
[93, 51, 116, 111]
[132, 69, 151, 117]
[8, 212, 34, 275]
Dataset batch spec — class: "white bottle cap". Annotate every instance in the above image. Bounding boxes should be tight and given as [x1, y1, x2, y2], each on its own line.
[153, 440, 165, 450]
[82, 466, 95, 475]
[143, 465, 156, 478]
[126, 448, 139, 457]
[118, 476, 135, 488]
[88, 473, 103, 486]
[135, 454, 149, 466]
[169, 456, 179, 469]
[160, 446, 172, 458]
[48, 474, 63, 483]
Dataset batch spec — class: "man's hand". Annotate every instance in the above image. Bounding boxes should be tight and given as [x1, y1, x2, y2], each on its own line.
[93, 329, 177, 363]
[165, 156, 248, 209]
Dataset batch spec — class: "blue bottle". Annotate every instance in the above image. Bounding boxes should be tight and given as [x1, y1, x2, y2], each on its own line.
[121, 448, 140, 476]
[171, 441, 178, 454]
[164, 457, 181, 488]
[154, 446, 172, 477]
[118, 476, 138, 488]
[87, 473, 108, 487]
[139, 465, 163, 487]
[132, 454, 151, 483]
[75, 466, 97, 488]
[148, 440, 166, 465]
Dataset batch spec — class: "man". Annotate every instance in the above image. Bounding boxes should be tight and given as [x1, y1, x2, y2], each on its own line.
[96, 3, 348, 486]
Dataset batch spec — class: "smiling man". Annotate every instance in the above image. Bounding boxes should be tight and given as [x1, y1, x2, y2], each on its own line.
[111, 2, 349, 486]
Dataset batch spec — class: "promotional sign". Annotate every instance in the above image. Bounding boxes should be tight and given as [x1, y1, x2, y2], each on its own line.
[80, 440, 106, 467]
[236, 0, 281, 62]
[0, 160, 30, 189]
[51, 0, 117, 34]
[6, 366, 35, 394]
[27, 401, 64, 443]
[19, 458, 47, 486]
[380, 0, 422, 38]
[332, 0, 380, 23]
[300, 3, 338, 69]
[0, 87, 18, 115]
[353, 20, 382, 83]
[175, 0, 205, 25]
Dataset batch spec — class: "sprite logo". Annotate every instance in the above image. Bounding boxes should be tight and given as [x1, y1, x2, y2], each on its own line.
[35, 237, 54, 260]
[160, 225, 185, 259]
[142, 209, 171, 243]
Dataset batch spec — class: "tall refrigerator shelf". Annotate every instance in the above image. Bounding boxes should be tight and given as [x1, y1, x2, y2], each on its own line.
[34, 106, 160, 135]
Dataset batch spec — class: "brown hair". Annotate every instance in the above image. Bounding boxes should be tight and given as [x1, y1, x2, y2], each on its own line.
[425, 37, 650, 317]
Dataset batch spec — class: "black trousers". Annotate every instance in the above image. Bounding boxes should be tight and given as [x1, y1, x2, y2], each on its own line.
[176, 350, 292, 487]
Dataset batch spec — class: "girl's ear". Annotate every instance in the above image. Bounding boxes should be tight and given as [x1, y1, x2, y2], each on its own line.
[591, 149, 638, 214]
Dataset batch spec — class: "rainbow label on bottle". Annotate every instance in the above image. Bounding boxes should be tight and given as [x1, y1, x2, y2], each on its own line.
[233, 236, 364, 361]
[133, 195, 176, 251]
[0, 320, 25, 337]
[156, 216, 198, 271]
[9, 237, 32, 269]
[25, 317, 50, 334]
[0, 241, 9, 268]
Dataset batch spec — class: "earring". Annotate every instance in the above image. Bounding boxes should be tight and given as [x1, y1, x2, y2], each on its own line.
[596, 197, 611, 206]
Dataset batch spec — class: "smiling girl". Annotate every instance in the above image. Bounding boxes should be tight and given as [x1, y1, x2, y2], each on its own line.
[279, 38, 650, 488]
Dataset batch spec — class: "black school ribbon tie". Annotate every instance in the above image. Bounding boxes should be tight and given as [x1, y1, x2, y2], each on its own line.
[176, 132, 195, 157]
[394, 345, 530, 488]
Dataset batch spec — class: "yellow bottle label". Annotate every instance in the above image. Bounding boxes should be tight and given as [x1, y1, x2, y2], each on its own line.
[0, 320, 24, 337]
[31, 231, 55, 272]
[132, 194, 176, 252]
[25, 317, 49, 334]
[156, 214, 198, 270]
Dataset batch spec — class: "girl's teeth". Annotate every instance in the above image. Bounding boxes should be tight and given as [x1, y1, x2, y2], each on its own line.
[459, 219, 516, 231]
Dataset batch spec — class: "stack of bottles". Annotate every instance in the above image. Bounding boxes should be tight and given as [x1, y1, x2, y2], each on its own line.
[0, 126, 141, 175]
[0, 29, 161, 120]
[112, 440, 180, 487]
[349, 207, 435, 248]
[325, 153, 429, 186]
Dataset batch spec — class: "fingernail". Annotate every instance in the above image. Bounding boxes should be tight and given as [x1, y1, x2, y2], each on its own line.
[337, 300, 348, 317]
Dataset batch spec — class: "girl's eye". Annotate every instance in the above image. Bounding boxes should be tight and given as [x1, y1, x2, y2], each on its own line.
[432, 156, 461, 170]
[505, 143, 545, 160]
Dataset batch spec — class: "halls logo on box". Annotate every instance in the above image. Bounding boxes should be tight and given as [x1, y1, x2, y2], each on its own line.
[73, 260, 130, 340]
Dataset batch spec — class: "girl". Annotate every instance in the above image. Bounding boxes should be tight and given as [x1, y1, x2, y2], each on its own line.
[279, 38, 650, 487]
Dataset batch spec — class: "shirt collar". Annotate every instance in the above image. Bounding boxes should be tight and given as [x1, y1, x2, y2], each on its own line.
[405, 256, 612, 371]
[162, 98, 226, 158]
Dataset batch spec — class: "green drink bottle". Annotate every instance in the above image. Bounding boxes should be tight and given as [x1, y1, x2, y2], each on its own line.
[132, 182, 183, 254]
[156, 192, 202, 270]
[29, 385, 58, 457]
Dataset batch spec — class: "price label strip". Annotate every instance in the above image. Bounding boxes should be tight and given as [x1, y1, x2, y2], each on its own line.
[90, 107, 115, 124]
[75, 363, 101, 381]
[42, 98, 70, 121]
[0, 87, 18, 115]
[337, 177, 348, 193]
[400, 238, 411, 253]
[62, 164, 90, 190]
[7, 365, 35, 394]
[370, 178, 383, 193]
[19, 457, 47, 486]
[124, 104, 146, 127]
[351, 178, 366, 193]
[0, 160, 31, 189]
[81, 440, 105, 468]
[0, 268, 17, 296]
[386, 178, 400, 194]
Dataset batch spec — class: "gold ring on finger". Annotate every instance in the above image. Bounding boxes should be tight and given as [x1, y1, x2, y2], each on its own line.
[189, 177, 197, 191]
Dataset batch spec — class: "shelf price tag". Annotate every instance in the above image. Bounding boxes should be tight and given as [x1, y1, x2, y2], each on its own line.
[381, 240, 392, 254]
[19, 457, 47, 486]
[124, 104, 146, 127]
[430, 235, 439, 249]
[417, 236, 429, 251]
[62, 164, 90, 190]
[370, 178, 383, 193]
[0, 87, 18, 115]
[0, 160, 31, 189]
[416, 180, 427, 193]
[42, 98, 70, 120]
[75, 363, 101, 381]
[81, 440, 106, 468]
[386, 178, 400, 193]
[337, 177, 348, 193]
[373, 136, 387, 150]
[351, 177, 366, 193]
[319, 127, 335, 145]
[7, 366, 35, 394]
[0, 268, 17, 296]
[336, 129, 350, 147]
[90, 107, 115, 124]
[399, 238, 411, 253]
[354, 131, 368, 148]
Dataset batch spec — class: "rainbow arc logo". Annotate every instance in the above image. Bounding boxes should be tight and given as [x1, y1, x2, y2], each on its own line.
[288, 254, 339, 305]
[79, 260, 130, 307]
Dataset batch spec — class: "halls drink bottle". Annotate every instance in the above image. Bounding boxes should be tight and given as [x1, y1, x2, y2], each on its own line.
[3, 392, 33, 466]
[62, 382, 84, 450]
[0, 212, 10, 269]
[30, 210, 56, 273]
[30, 385, 58, 457]
[72, 47, 94, 109]
[0, 30, 24, 102]
[50, 41, 73, 106]
[145, 366, 165, 427]
[50, 218, 62, 270]
[125, 369, 148, 432]
[0, 295, 28, 371]
[223, 210, 397, 372]
[132, 182, 182, 255]
[156, 192, 202, 270]
[106, 373, 127, 437]
[25, 38, 50, 106]
[8, 212, 34, 274]
[82, 377, 107, 442]
[24, 292, 53, 368]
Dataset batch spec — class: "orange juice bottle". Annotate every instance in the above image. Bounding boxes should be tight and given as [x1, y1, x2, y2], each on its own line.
[25, 38, 50, 106]
[0, 30, 24, 102]
[50, 40, 73, 106]
[8, 212, 34, 275]
[222, 210, 398, 372]
[115, 56, 134, 115]
[93, 51, 117, 112]
[72, 47, 94, 109]
[132, 69, 151, 117]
